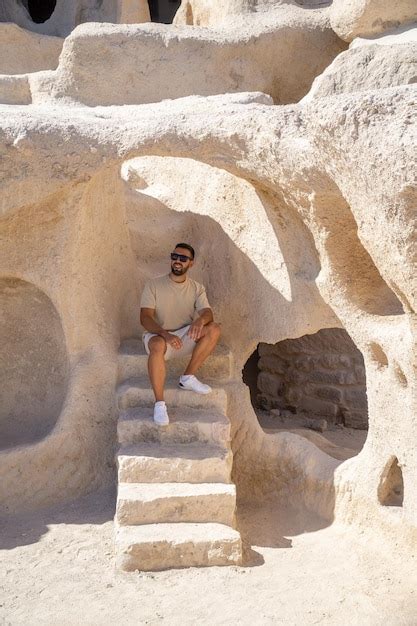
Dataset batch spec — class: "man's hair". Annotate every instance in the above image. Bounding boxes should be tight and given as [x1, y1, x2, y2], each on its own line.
[175, 242, 195, 259]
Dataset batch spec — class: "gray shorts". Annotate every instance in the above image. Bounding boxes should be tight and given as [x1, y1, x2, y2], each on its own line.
[143, 325, 196, 361]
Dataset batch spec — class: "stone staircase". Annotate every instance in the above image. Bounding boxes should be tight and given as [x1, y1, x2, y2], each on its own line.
[114, 339, 242, 571]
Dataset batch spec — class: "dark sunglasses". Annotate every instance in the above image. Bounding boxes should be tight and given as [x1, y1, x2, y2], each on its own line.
[171, 252, 192, 262]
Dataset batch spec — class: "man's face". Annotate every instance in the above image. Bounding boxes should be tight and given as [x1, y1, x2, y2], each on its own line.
[170, 247, 193, 276]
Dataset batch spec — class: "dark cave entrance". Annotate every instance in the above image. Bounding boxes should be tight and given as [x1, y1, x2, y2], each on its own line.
[27, 0, 57, 23]
[148, 0, 181, 23]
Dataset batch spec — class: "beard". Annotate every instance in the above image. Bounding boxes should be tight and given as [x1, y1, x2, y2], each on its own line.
[171, 263, 188, 276]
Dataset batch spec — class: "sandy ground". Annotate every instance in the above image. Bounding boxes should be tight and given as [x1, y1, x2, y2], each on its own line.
[257, 410, 368, 461]
[1, 487, 417, 626]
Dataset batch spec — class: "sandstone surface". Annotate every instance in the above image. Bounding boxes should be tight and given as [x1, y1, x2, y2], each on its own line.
[330, 0, 417, 41]
[0, 0, 416, 583]
[0, 23, 63, 74]
[174, 0, 330, 27]
[18, 9, 344, 107]
[0, 0, 150, 37]
[303, 35, 417, 100]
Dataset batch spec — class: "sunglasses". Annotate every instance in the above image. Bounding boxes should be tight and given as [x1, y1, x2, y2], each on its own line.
[171, 252, 192, 262]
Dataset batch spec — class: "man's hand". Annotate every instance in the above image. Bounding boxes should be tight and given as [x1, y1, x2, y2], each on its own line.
[164, 333, 183, 350]
[187, 319, 205, 341]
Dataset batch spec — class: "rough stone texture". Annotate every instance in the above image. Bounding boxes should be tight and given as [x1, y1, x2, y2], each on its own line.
[303, 36, 417, 100]
[257, 329, 368, 428]
[115, 523, 242, 571]
[330, 0, 417, 42]
[117, 379, 228, 413]
[116, 482, 236, 525]
[118, 442, 233, 483]
[114, 341, 240, 569]
[0, 75, 31, 105]
[6, 9, 345, 106]
[174, 0, 330, 27]
[118, 406, 231, 445]
[118, 338, 232, 381]
[0, 23, 63, 75]
[0, 0, 150, 37]
[0, 0, 416, 563]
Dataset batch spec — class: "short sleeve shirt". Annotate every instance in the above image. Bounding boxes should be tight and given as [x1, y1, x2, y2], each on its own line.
[140, 274, 211, 331]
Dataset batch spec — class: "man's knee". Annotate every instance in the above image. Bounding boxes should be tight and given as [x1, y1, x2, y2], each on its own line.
[207, 322, 221, 340]
[148, 336, 167, 354]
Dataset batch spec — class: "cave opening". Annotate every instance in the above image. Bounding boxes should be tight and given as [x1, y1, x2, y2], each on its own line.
[243, 328, 369, 461]
[27, 0, 57, 23]
[378, 457, 404, 507]
[148, 0, 181, 23]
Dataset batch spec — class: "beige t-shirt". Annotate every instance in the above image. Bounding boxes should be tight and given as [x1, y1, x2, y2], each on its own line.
[140, 274, 211, 332]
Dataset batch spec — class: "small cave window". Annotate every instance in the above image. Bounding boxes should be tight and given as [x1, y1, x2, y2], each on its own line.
[242, 329, 369, 461]
[378, 457, 404, 507]
[148, 0, 181, 23]
[27, 0, 57, 23]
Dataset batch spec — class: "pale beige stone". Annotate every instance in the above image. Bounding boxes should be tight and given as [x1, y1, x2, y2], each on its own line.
[23, 11, 344, 106]
[117, 406, 231, 446]
[0, 74, 31, 105]
[303, 36, 417, 100]
[0, 0, 416, 582]
[116, 482, 236, 525]
[118, 339, 232, 382]
[174, 0, 329, 28]
[117, 443, 233, 483]
[115, 522, 242, 571]
[0, 23, 63, 75]
[330, 0, 417, 42]
[117, 379, 228, 413]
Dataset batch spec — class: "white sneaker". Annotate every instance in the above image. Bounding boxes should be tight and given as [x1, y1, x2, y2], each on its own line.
[178, 375, 212, 395]
[153, 401, 169, 426]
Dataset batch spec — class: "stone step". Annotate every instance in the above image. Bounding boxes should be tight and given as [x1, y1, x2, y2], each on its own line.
[118, 406, 231, 446]
[116, 482, 236, 526]
[118, 339, 232, 383]
[117, 378, 228, 413]
[117, 442, 232, 484]
[115, 522, 242, 571]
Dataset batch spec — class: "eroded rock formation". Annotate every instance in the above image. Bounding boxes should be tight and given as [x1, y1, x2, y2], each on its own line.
[0, 0, 416, 558]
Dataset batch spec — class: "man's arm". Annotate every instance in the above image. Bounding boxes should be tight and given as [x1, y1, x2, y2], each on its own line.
[187, 307, 213, 341]
[140, 308, 184, 349]
[140, 307, 167, 337]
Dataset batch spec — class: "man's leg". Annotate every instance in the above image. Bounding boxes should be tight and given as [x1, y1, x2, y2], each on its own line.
[184, 322, 221, 376]
[148, 335, 167, 401]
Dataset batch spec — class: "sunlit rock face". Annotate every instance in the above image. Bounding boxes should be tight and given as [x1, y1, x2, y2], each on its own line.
[0, 0, 416, 557]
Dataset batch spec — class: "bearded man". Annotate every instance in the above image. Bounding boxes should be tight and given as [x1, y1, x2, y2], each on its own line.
[140, 243, 221, 425]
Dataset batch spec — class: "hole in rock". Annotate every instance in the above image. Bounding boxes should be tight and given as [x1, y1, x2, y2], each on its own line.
[393, 362, 408, 388]
[294, 0, 332, 6]
[243, 328, 369, 461]
[378, 457, 404, 507]
[0, 277, 69, 450]
[368, 342, 389, 369]
[26, 0, 57, 23]
[148, 0, 181, 23]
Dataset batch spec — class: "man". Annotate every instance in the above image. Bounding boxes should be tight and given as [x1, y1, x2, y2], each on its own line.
[140, 243, 221, 426]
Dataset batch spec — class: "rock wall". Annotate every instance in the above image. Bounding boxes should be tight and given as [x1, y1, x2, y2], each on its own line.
[0, 23, 63, 75]
[22, 11, 344, 107]
[0, 0, 416, 551]
[257, 329, 368, 428]
[0, 0, 150, 37]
